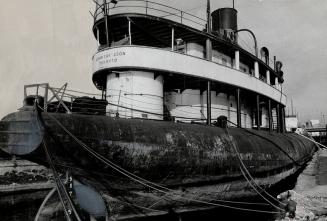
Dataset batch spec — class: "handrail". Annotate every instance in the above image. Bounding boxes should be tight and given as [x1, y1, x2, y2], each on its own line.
[93, 0, 207, 30]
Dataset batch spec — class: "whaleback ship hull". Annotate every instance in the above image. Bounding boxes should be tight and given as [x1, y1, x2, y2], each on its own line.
[0, 109, 317, 216]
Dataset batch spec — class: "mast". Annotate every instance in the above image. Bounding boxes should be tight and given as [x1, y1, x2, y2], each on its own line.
[104, 0, 110, 46]
[206, 0, 212, 125]
[206, 0, 211, 34]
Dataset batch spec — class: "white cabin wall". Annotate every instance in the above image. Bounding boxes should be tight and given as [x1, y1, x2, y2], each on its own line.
[212, 93, 229, 120]
[212, 50, 232, 68]
[212, 50, 222, 64]
[241, 101, 253, 129]
[106, 71, 163, 120]
[165, 89, 204, 121]
[186, 43, 204, 58]
[165, 90, 244, 124]
[261, 107, 269, 128]
[227, 95, 237, 126]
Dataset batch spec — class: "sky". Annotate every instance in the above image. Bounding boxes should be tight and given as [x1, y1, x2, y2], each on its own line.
[0, 0, 326, 124]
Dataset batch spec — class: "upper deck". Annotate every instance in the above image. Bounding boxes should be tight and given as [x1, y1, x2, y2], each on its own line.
[93, 0, 286, 102]
[93, 45, 286, 105]
[89, 1, 288, 132]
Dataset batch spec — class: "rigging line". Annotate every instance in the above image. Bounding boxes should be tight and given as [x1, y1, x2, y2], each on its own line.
[108, 102, 162, 116]
[199, 109, 206, 119]
[77, 104, 234, 123]
[109, 97, 243, 117]
[50, 86, 163, 102]
[110, 96, 215, 115]
[114, 195, 153, 216]
[43, 112, 279, 213]
[109, 96, 246, 116]
[160, 4, 206, 18]
[114, 196, 166, 213]
[118, 101, 163, 111]
[109, 95, 162, 106]
[238, 36, 254, 52]
[172, 107, 207, 116]
[107, 102, 204, 120]
[295, 132, 327, 149]
[279, 83, 283, 104]
[109, 93, 163, 102]
[35, 113, 82, 221]
[224, 127, 285, 210]
[123, 93, 163, 99]
[42, 140, 83, 221]
[107, 102, 220, 121]
[34, 188, 57, 221]
[47, 87, 101, 97]
[226, 119, 300, 166]
[238, 164, 284, 211]
[236, 30, 252, 47]
[224, 121, 306, 198]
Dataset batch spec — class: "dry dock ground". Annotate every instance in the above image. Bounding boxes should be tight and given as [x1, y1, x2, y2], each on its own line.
[279, 148, 327, 220]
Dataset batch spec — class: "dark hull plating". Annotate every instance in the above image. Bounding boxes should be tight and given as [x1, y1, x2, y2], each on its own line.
[0, 110, 317, 218]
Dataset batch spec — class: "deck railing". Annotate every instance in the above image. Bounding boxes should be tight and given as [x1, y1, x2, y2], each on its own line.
[23, 83, 283, 130]
[92, 0, 207, 31]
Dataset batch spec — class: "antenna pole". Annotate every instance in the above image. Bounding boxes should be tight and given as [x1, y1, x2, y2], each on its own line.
[207, 0, 211, 33]
[104, 0, 110, 46]
[233, 0, 235, 9]
[206, 0, 212, 126]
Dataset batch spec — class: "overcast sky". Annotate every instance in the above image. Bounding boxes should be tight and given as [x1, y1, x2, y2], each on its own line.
[0, 0, 326, 123]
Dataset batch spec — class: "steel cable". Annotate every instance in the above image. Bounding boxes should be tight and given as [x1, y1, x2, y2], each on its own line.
[224, 127, 286, 211]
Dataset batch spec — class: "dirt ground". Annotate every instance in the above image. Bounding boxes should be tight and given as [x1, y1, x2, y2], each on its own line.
[276, 149, 327, 221]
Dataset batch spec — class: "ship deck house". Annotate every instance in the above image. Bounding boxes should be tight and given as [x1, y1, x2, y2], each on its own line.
[91, 0, 287, 132]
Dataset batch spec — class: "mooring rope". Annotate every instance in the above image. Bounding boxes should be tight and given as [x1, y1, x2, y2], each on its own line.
[224, 127, 286, 211]
[225, 119, 299, 166]
[41, 140, 82, 221]
[295, 132, 327, 149]
[35, 106, 82, 221]
[34, 188, 57, 221]
[42, 111, 281, 214]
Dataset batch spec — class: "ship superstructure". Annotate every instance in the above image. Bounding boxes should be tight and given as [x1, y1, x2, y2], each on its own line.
[92, 0, 286, 131]
[0, 1, 317, 220]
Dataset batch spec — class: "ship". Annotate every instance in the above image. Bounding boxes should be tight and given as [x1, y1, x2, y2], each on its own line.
[0, 0, 317, 220]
